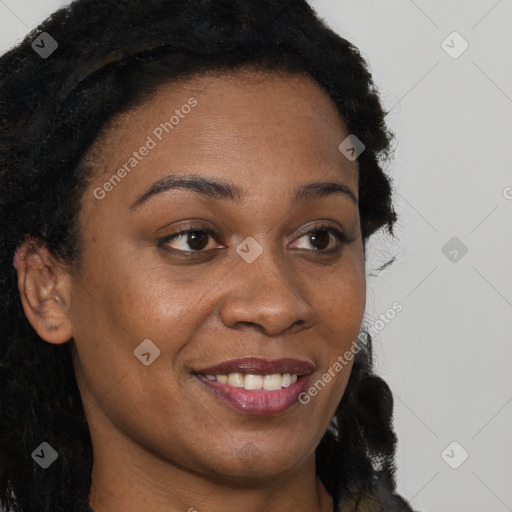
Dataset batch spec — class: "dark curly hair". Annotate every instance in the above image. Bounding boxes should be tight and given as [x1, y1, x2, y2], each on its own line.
[0, 1, 404, 511]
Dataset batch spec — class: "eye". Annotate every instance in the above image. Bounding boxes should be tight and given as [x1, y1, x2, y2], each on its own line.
[291, 224, 349, 253]
[159, 225, 222, 254]
[158, 222, 350, 257]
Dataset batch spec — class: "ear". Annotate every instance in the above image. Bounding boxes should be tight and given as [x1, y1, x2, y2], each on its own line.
[13, 237, 73, 344]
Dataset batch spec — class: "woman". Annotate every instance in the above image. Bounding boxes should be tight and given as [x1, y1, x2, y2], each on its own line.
[0, 1, 416, 511]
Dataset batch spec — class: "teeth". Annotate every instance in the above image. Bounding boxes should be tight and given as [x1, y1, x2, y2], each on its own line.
[263, 374, 282, 390]
[207, 372, 298, 390]
[216, 374, 228, 384]
[227, 372, 244, 387]
[281, 373, 292, 388]
[244, 374, 263, 390]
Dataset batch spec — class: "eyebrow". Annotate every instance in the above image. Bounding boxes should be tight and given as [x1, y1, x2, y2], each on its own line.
[128, 174, 358, 211]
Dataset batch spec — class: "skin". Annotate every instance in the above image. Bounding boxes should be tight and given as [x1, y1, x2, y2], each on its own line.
[14, 69, 366, 512]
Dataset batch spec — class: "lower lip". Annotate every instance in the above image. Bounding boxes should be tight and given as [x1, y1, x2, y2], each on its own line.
[195, 374, 310, 416]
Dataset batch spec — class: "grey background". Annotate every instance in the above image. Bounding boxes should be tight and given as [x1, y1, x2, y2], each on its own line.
[1, 1, 511, 511]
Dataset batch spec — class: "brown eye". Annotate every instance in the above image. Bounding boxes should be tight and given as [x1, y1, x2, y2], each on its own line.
[185, 231, 209, 251]
[293, 224, 348, 253]
[160, 228, 220, 253]
[307, 229, 330, 250]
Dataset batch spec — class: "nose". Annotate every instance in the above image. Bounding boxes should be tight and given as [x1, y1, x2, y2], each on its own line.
[218, 248, 316, 336]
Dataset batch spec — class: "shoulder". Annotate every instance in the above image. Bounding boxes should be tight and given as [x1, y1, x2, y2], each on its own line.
[336, 473, 418, 512]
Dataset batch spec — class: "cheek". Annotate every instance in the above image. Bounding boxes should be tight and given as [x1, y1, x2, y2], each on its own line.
[68, 248, 192, 415]
[299, 244, 365, 411]
[311, 243, 366, 340]
[69, 255, 197, 459]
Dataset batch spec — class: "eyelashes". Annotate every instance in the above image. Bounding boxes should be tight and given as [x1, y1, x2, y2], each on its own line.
[160, 225, 220, 254]
[158, 222, 351, 258]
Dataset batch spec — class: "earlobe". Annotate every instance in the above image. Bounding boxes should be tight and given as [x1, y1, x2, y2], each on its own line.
[13, 237, 73, 344]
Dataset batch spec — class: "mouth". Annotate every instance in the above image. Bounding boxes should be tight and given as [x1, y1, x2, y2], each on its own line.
[193, 357, 314, 416]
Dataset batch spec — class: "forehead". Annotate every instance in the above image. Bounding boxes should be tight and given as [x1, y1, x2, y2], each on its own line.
[82, 68, 358, 216]
[91, 68, 353, 168]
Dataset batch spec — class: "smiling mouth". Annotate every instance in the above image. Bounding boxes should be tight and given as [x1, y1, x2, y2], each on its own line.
[198, 372, 299, 391]
[193, 357, 314, 415]
[195, 373, 311, 415]
[194, 356, 315, 377]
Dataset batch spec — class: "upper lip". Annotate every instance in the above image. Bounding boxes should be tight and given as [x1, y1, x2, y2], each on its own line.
[194, 357, 315, 376]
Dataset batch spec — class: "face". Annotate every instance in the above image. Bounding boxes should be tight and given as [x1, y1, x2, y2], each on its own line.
[57, 70, 366, 481]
